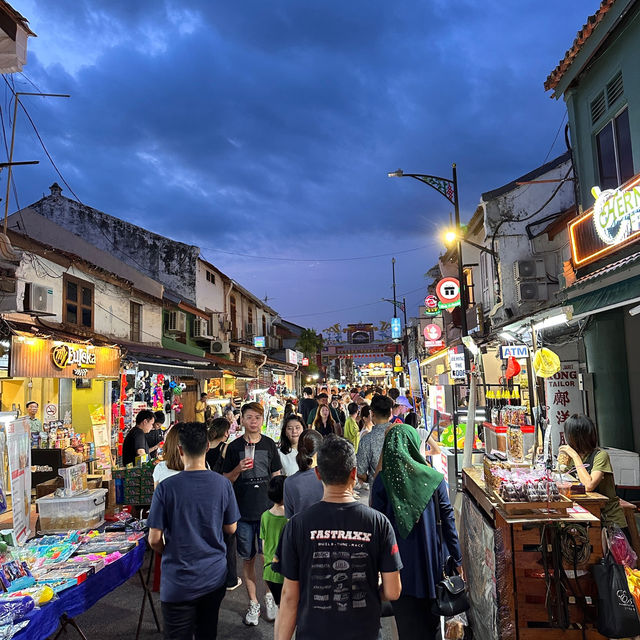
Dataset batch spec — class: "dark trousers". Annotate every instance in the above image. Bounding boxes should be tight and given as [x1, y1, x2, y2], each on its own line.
[391, 594, 440, 640]
[265, 580, 283, 605]
[224, 531, 238, 588]
[161, 585, 226, 640]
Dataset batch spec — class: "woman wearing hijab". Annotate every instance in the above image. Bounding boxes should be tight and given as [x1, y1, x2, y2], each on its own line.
[371, 423, 462, 640]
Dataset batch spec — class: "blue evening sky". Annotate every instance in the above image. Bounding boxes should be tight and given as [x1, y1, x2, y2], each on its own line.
[7, 1, 599, 333]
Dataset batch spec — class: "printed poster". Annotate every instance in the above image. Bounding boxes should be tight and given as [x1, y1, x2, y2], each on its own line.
[6, 418, 31, 544]
[89, 403, 112, 479]
[544, 361, 583, 454]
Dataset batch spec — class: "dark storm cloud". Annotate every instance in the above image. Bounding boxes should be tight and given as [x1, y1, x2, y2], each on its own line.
[7, 0, 599, 328]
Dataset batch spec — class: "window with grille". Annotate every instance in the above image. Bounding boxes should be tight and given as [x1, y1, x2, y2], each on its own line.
[63, 274, 94, 329]
[205, 270, 215, 284]
[130, 302, 142, 342]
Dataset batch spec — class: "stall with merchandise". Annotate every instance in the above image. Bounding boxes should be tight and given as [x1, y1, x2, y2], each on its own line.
[0, 412, 155, 639]
[0, 333, 120, 511]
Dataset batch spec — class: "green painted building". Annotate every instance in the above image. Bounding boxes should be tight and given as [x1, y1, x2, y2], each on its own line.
[547, 0, 640, 450]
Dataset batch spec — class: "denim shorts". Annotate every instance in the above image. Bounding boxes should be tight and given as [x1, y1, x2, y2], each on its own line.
[236, 520, 262, 560]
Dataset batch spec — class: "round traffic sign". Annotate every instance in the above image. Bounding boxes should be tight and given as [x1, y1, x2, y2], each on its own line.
[436, 277, 460, 304]
[424, 295, 438, 310]
[423, 324, 442, 341]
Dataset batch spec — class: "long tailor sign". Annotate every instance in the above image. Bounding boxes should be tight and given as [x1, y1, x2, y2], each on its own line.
[10, 336, 120, 379]
[569, 173, 640, 267]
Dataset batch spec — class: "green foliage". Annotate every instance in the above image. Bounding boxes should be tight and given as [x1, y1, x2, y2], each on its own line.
[296, 328, 323, 357]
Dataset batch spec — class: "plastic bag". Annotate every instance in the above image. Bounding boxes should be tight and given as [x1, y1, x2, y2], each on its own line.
[444, 612, 468, 640]
[607, 525, 637, 568]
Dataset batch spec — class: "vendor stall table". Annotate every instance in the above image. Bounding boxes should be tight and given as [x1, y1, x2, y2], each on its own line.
[13, 539, 158, 640]
[462, 467, 606, 640]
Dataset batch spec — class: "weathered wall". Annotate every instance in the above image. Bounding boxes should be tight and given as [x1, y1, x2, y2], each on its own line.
[27, 186, 199, 303]
[16, 251, 163, 344]
[195, 260, 226, 313]
[481, 157, 575, 324]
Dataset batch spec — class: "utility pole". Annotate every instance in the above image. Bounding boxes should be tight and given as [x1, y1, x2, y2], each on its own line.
[3, 91, 70, 234]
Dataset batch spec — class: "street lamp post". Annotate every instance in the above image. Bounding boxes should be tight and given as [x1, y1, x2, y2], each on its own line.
[388, 164, 467, 336]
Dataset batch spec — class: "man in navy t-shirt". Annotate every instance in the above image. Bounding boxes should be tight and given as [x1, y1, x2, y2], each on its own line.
[148, 422, 240, 640]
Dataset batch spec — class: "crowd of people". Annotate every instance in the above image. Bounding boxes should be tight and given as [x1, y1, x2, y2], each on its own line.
[146, 384, 460, 640]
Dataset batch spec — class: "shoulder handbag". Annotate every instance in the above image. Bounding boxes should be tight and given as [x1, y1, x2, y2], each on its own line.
[431, 492, 470, 617]
[592, 527, 640, 638]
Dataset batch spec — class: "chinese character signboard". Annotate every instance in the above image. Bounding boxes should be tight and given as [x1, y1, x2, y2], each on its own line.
[545, 361, 583, 453]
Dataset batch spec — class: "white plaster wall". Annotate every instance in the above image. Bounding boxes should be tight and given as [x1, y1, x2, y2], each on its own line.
[481, 158, 575, 320]
[195, 261, 226, 313]
[16, 252, 163, 344]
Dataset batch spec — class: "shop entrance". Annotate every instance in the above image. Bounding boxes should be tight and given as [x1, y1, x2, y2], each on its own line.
[180, 380, 198, 422]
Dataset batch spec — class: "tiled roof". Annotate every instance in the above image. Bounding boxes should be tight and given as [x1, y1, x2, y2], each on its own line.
[566, 250, 640, 290]
[0, 0, 36, 37]
[544, 0, 616, 92]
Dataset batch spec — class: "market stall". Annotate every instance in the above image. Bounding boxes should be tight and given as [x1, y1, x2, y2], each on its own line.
[461, 467, 606, 639]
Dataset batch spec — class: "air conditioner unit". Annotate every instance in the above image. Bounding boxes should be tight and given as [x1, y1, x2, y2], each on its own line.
[246, 323, 254, 336]
[24, 282, 53, 314]
[210, 338, 231, 355]
[516, 282, 548, 305]
[193, 318, 211, 339]
[513, 259, 546, 281]
[167, 310, 187, 333]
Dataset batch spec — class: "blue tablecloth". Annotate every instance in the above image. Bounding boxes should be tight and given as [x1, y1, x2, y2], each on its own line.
[14, 540, 146, 640]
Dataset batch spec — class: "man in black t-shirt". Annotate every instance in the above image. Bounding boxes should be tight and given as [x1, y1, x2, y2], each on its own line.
[298, 387, 318, 425]
[122, 409, 155, 466]
[277, 436, 402, 640]
[223, 402, 282, 626]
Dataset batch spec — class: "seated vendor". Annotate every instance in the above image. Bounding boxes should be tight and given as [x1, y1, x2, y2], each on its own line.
[559, 413, 628, 534]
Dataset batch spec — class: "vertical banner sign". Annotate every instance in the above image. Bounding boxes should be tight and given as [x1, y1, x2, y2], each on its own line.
[544, 361, 583, 453]
[89, 403, 113, 480]
[7, 418, 31, 544]
[391, 317, 401, 340]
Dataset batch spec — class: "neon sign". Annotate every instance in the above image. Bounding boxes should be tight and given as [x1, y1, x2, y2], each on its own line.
[569, 173, 640, 267]
[592, 185, 640, 245]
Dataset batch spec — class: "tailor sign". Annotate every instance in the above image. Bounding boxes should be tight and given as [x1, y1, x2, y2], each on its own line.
[569, 174, 640, 267]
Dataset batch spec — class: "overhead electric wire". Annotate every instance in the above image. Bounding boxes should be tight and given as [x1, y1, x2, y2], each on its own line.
[284, 284, 426, 319]
[202, 242, 435, 263]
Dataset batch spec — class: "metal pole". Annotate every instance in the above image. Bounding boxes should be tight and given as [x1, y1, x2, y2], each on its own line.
[452, 164, 468, 337]
[3, 91, 70, 235]
[392, 258, 401, 386]
[3, 95, 20, 235]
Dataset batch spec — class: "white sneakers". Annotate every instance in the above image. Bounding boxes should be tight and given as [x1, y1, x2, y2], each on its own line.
[226, 577, 242, 591]
[243, 600, 260, 626]
[243, 595, 278, 626]
[264, 592, 278, 622]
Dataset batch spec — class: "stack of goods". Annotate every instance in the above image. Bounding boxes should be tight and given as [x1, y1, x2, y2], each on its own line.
[0, 528, 144, 638]
[32, 421, 95, 464]
[113, 463, 154, 505]
[486, 467, 562, 503]
[500, 406, 528, 427]
[483, 453, 510, 492]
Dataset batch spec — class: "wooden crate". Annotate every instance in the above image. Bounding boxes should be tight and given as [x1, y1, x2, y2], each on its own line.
[493, 490, 573, 515]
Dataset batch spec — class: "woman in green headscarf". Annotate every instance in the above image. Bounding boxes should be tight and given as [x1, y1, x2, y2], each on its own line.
[371, 423, 462, 640]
